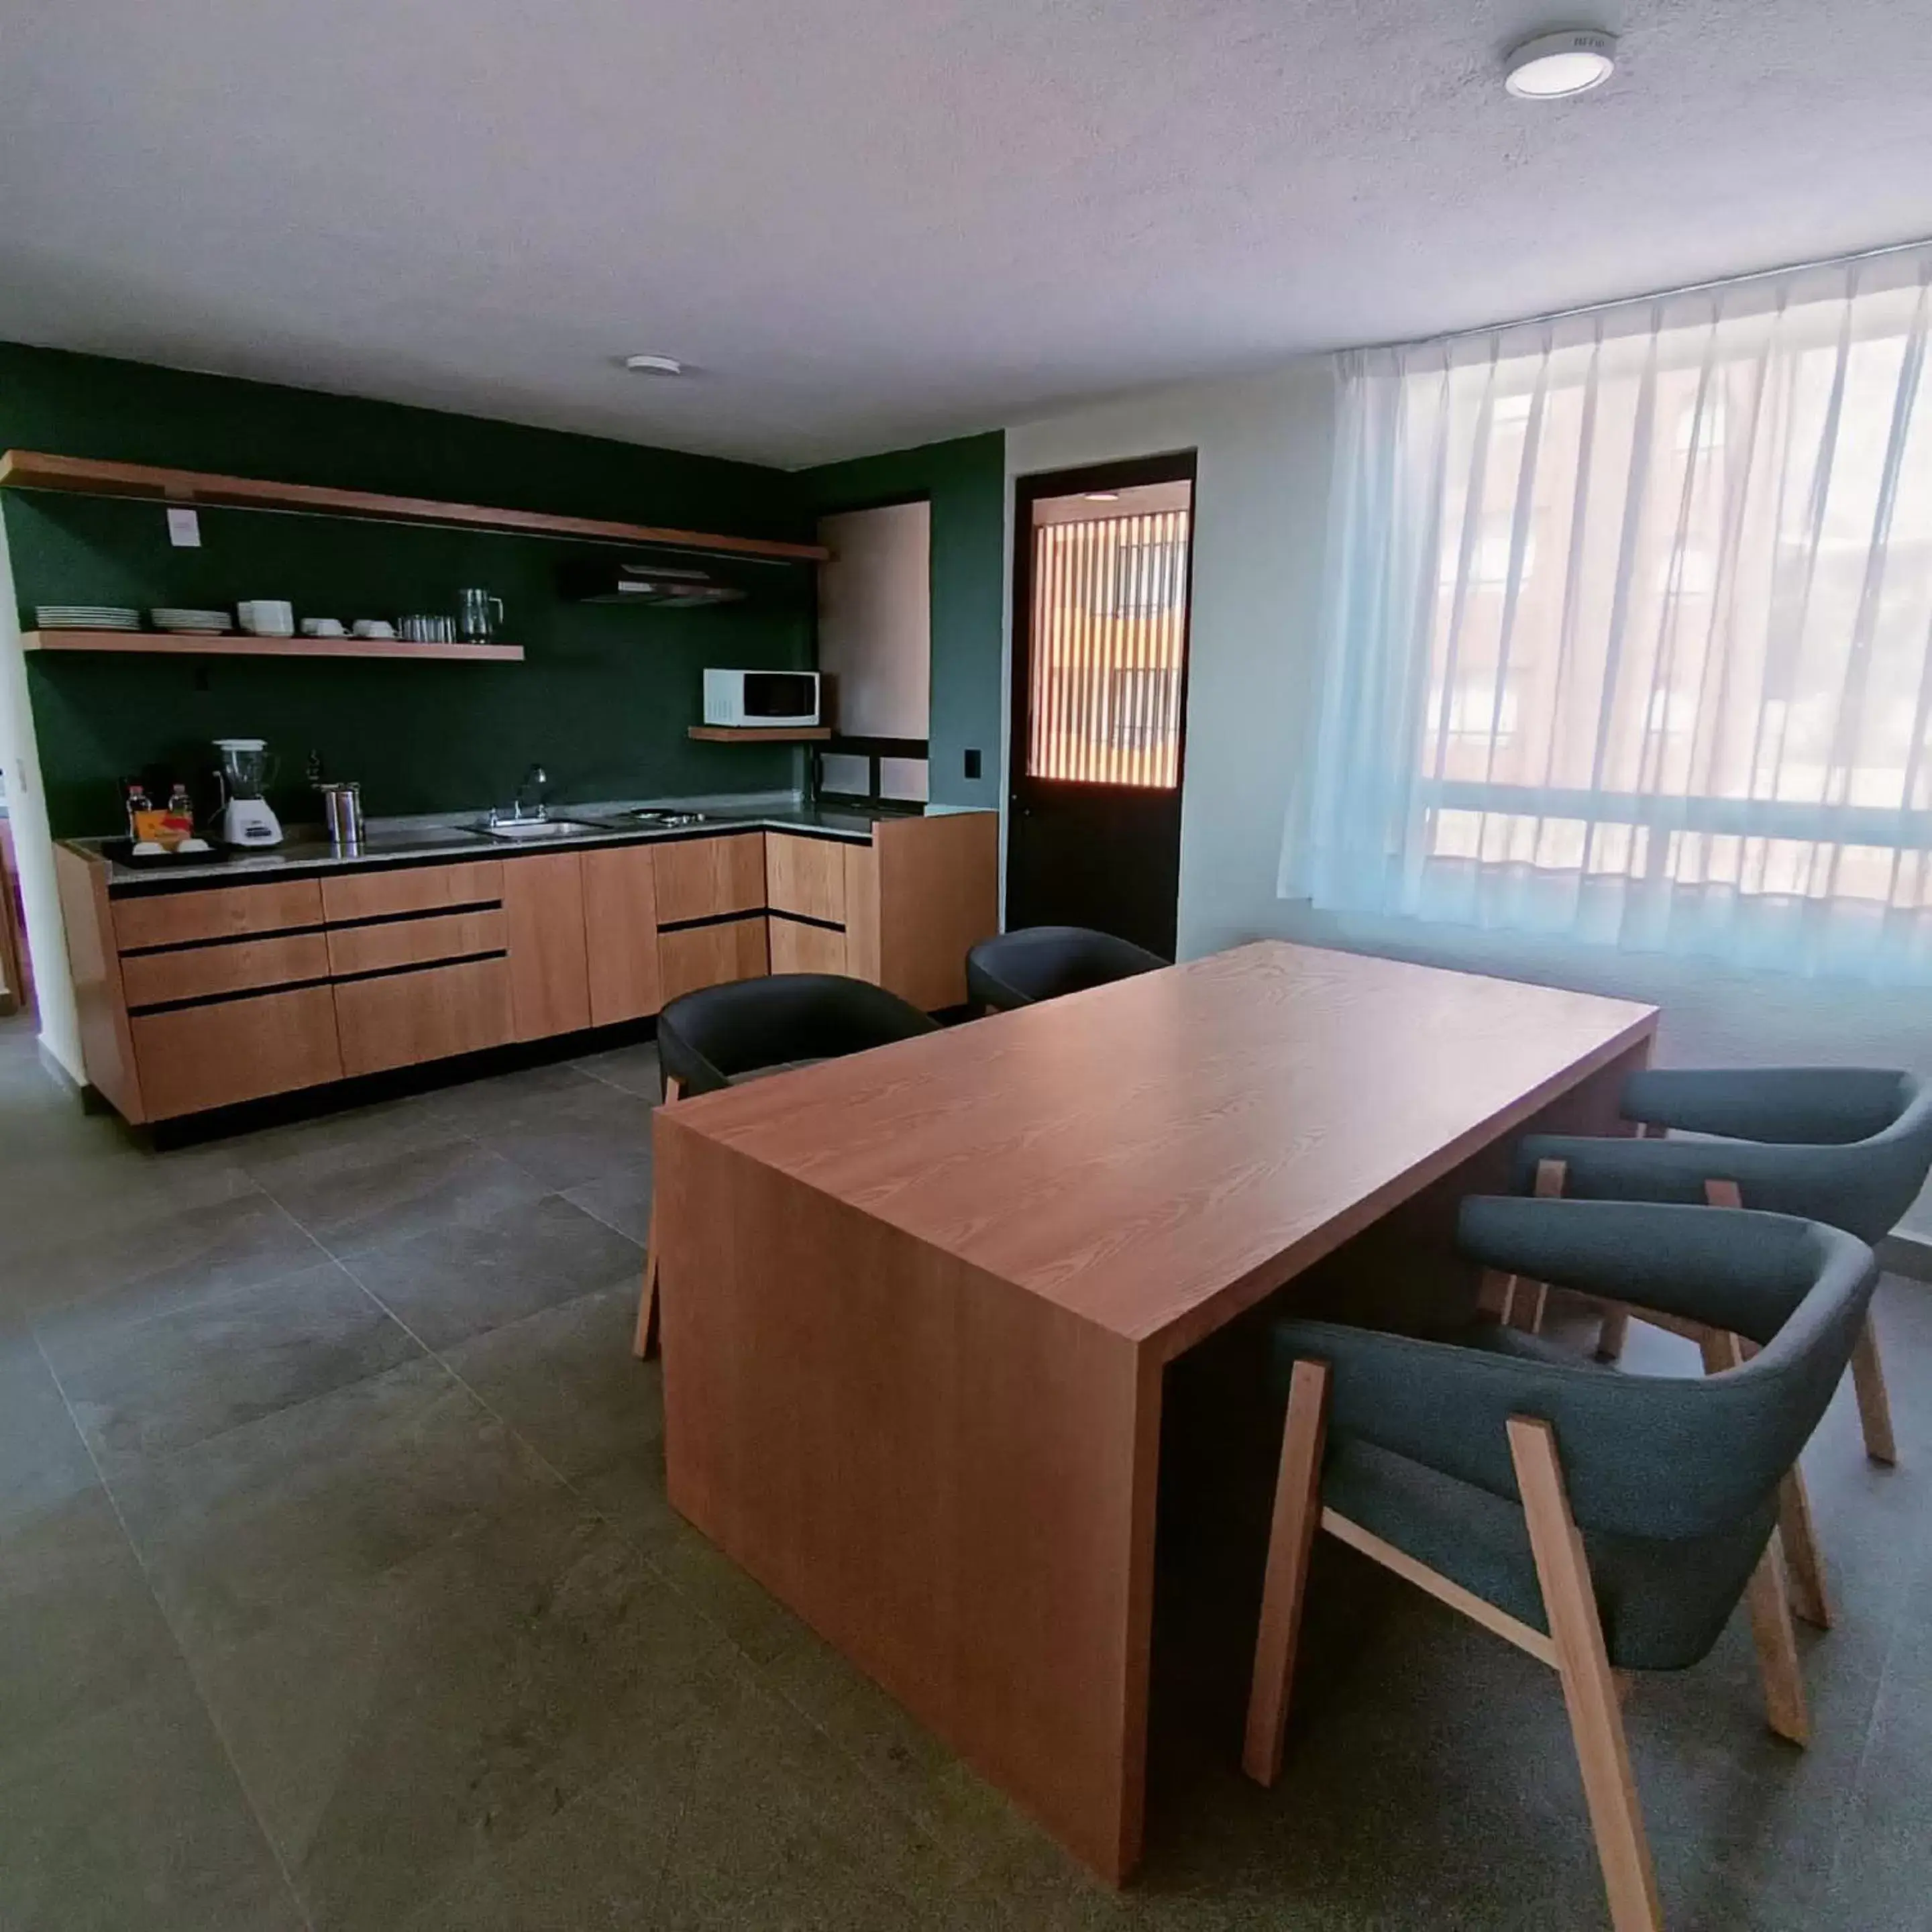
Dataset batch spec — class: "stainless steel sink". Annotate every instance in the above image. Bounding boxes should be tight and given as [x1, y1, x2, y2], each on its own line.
[478, 818, 607, 841]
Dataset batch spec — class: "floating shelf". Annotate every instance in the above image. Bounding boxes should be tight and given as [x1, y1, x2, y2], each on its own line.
[21, 630, 525, 663]
[688, 724, 833, 743]
[0, 449, 831, 565]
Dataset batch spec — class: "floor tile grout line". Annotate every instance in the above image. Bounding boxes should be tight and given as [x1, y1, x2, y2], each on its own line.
[29, 1325, 321, 1932]
[25, 1202, 335, 1356]
[327, 1245, 971, 1892]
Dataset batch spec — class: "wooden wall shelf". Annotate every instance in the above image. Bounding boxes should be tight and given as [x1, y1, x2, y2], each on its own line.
[21, 631, 525, 663]
[688, 725, 833, 743]
[0, 449, 831, 565]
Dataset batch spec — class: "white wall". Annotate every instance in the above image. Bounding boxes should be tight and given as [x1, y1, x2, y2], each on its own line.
[1008, 362, 1932, 1240]
[0, 517, 83, 1078]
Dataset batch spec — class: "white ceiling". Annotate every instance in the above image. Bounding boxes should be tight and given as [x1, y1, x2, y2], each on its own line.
[3, 0, 1928, 468]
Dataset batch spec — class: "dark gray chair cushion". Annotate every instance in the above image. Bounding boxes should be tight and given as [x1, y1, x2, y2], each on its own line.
[965, 926, 1168, 1012]
[1269, 1195, 1878, 1672]
[1516, 1067, 1932, 1248]
[656, 973, 939, 1098]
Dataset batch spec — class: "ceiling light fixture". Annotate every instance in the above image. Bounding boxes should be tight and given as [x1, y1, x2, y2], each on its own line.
[1504, 28, 1617, 99]
[623, 354, 686, 376]
[1083, 491, 1120, 502]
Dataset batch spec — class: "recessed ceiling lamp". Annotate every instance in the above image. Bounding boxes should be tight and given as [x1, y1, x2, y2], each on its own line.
[623, 353, 686, 376]
[1504, 28, 1617, 99]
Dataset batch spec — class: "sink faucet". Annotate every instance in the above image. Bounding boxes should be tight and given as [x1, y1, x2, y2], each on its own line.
[489, 763, 550, 828]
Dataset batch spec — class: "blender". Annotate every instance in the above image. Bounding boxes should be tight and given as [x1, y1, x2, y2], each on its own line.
[211, 739, 284, 847]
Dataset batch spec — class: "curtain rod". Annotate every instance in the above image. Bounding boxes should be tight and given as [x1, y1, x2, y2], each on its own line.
[1361, 231, 1932, 354]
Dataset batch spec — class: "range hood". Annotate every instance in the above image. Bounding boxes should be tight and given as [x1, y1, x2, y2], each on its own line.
[558, 557, 749, 607]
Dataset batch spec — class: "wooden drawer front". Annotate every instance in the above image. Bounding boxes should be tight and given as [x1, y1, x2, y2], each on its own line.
[582, 845, 662, 1026]
[767, 915, 847, 977]
[765, 834, 847, 924]
[333, 957, 515, 1078]
[326, 908, 506, 979]
[659, 916, 769, 1005]
[321, 859, 503, 924]
[652, 835, 765, 925]
[131, 985, 343, 1118]
[121, 932, 331, 1010]
[113, 878, 324, 953]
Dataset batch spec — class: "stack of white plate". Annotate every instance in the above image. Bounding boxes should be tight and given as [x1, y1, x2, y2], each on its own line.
[36, 604, 142, 631]
[152, 607, 232, 634]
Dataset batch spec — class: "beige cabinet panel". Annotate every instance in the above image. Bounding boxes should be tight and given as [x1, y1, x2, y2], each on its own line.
[582, 845, 663, 1026]
[659, 916, 769, 1004]
[653, 835, 765, 924]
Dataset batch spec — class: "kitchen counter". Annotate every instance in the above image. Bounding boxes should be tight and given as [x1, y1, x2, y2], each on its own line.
[54, 798, 1000, 1125]
[64, 796, 924, 892]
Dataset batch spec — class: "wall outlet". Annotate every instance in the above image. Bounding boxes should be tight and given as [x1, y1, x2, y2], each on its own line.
[963, 748, 982, 780]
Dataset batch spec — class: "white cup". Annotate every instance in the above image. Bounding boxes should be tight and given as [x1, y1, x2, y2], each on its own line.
[300, 619, 346, 638]
[352, 619, 396, 639]
[239, 600, 295, 637]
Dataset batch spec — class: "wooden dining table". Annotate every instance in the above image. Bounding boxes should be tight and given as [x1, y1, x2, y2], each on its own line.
[653, 941, 1658, 1882]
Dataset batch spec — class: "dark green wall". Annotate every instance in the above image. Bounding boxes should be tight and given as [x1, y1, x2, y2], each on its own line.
[800, 431, 1006, 811]
[0, 342, 814, 836]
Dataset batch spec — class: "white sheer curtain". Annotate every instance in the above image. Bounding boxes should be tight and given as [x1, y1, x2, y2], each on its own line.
[1283, 244, 1932, 983]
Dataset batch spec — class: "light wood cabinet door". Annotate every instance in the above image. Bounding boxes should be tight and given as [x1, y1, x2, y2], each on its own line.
[333, 958, 515, 1077]
[875, 813, 998, 1011]
[658, 916, 769, 1004]
[502, 852, 590, 1040]
[320, 859, 503, 924]
[131, 984, 343, 1118]
[767, 915, 847, 976]
[653, 835, 766, 924]
[582, 845, 663, 1026]
[114, 877, 324, 952]
[325, 908, 506, 978]
[765, 833, 847, 924]
[121, 931, 331, 1010]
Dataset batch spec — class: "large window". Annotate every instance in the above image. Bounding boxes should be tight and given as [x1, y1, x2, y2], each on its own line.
[1284, 247, 1932, 983]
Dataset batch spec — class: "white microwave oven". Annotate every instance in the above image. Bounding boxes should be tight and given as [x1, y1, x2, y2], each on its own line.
[702, 669, 822, 729]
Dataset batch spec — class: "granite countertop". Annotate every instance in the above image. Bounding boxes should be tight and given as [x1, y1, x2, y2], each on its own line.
[68, 794, 938, 891]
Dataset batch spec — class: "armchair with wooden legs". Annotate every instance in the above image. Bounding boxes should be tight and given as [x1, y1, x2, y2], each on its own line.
[1501, 1069, 1931, 1630]
[632, 973, 940, 1359]
[1245, 1195, 1878, 1932]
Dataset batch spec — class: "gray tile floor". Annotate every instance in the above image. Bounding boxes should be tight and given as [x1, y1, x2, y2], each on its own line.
[3, 1006, 1928, 1930]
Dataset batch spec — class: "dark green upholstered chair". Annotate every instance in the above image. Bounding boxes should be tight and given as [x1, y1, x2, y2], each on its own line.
[634, 974, 939, 1356]
[1504, 1068, 1931, 1629]
[1244, 1195, 1878, 1932]
[965, 925, 1167, 1012]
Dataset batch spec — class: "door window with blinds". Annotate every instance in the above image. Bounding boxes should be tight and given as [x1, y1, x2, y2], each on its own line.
[1025, 480, 1193, 786]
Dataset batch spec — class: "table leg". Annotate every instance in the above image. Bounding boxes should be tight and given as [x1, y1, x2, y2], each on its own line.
[656, 1118, 1164, 1884]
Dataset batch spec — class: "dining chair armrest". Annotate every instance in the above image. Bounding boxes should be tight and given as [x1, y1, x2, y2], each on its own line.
[1458, 1193, 1831, 1346]
[1621, 1067, 1909, 1144]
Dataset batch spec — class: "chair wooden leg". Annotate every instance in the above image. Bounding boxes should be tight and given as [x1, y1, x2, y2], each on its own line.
[1509, 1415, 1663, 1932]
[1744, 1531, 1811, 1746]
[1496, 1159, 1568, 1335]
[1777, 1468, 1831, 1629]
[632, 1075, 680, 1361]
[1243, 1359, 1332, 1788]
[1699, 1322, 1831, 1628]
[1596, 1305, 1631, 1362]
[1851, 1318, 1897, 1466]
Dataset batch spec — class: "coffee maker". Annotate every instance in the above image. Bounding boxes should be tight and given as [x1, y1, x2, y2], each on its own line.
[211, 738, 284, 847]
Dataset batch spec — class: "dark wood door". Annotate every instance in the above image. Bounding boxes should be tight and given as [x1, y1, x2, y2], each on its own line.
[1006, 453, 1195, 958]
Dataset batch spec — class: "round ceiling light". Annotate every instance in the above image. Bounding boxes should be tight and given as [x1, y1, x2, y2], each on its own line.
[1504, 29, 1617, 99]
[623, 354, 686, 376]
